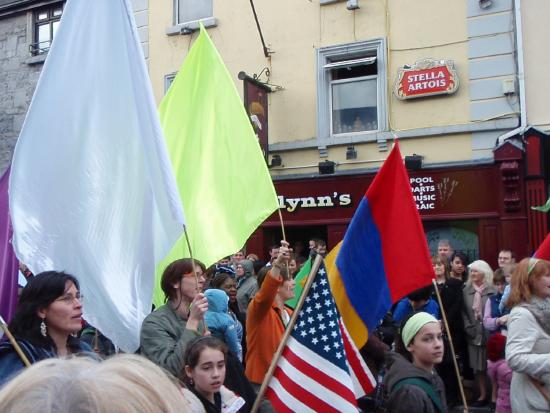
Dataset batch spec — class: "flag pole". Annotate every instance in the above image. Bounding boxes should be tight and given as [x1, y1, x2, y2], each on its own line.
[182, 224, 209, 334]
[277, 209, 287, 241]
[277, 209, 291, 275]
[250, 254, 323, 413]
[0, 315, 31, 367]
[431, 279, 469, 413]
[183, 224, 201, 288]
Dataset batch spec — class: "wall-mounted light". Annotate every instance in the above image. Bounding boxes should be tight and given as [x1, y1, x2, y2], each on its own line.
[347, 0, 359, 10]
[346, 146, 357, 160]
[269, 154, 282, 168]
[318, 160, 336, 175]
[404, 154, 423, 170]
[179, 26, 195, 35]
[479, 0, 493, 9]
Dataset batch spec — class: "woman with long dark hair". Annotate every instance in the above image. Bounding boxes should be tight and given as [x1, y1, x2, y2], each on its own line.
[0, 271, 91, 385]
[450, 251, 469, 283]
[432, 255, 463, 408]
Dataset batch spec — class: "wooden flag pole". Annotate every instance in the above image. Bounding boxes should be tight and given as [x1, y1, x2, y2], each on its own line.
[0, 315, 31, 367]
[250, 254, 324, 413]
[431, 279, 469, 413]
[182, 225, 209, 334]
[276, 209, 291, 275]
[183, 224, 201, 288]
[277, 209, 287, 242]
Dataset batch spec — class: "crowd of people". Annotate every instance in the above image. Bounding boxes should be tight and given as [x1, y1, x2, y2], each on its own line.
[0, 237, 548, 413]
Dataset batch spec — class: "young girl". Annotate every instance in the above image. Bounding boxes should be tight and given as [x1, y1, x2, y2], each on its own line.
[385, 312, 447, 413]
[487, 333, 512, 413]
[182, 337, 245, 413]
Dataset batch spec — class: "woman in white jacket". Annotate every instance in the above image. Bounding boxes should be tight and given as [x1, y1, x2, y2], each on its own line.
[505, 257, 550, 412]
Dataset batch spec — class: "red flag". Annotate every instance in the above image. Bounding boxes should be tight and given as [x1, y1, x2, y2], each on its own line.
[266, 261, 375, 412]
[534, 233, 550, 261]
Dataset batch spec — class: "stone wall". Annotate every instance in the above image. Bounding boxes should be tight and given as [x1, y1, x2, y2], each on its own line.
[0, 11, 41, 172]
[0, 0, 149, 173]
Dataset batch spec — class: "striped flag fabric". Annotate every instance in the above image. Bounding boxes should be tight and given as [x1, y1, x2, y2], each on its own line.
[326, 141, 434, 348]
[266, 261, 375, 412]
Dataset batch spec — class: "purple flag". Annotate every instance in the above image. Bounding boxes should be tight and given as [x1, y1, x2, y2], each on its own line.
[0, 166, 19, 323]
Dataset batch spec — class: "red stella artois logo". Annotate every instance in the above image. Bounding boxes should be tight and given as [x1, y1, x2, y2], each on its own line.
[393, 59, 459, 100]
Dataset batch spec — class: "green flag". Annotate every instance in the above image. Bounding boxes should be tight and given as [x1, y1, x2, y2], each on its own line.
[285, 257, 312, 309]
[153, 25, 279, 306]
[531, 196, 550, 213]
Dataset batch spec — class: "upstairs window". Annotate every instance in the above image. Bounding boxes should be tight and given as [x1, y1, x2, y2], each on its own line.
[317, 39, 387, 141]
[31, 3, 64, 55]
[328, 55, 378, 134]
[175, 0, 213, 25]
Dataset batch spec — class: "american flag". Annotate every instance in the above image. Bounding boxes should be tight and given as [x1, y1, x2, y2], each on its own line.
[266, 261, 375, 412]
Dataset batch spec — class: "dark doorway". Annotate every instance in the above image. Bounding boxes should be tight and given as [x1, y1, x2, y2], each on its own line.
[263, 225, 327, 259]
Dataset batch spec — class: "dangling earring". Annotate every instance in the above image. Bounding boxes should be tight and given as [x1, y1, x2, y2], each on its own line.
[189, 378, 194, 386]
[40, 318, 47, 337]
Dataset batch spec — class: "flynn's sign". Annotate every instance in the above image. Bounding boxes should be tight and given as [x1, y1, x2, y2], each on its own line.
[393, 59, 459, 100]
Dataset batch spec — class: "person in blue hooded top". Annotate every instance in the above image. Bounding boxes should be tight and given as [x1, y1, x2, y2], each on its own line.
[204, 289, 242, 362]
[393, 286, 441, 324]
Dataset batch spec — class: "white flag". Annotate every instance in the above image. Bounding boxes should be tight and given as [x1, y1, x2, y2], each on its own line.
[9, 0, 185, 352]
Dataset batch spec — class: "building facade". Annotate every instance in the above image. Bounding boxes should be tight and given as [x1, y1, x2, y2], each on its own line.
[1, 0, 547, 265]
[149, 0, 550, 265]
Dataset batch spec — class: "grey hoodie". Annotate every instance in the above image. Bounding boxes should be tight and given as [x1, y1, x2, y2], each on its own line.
[384, 352, 448, 413]
[236, 260, 257, 314]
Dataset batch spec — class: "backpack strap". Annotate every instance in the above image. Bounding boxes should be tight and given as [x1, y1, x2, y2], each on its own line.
[392, 377, 444, 413]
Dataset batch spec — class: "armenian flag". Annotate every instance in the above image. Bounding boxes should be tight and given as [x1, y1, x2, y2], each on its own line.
[326, 141, 434, 347]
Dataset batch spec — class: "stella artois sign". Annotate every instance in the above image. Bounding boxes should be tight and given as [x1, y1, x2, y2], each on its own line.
[393, 59, 459, 100]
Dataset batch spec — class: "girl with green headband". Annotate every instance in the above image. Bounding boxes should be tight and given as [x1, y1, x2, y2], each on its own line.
[385, 312, 448, 413]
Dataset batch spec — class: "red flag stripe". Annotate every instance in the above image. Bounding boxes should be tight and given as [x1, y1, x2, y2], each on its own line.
[283, 345, 357, 404]
[271, 365, 342, 413]
[275, 353, 358, 412]
[340, 319, 376, 394]
[265, 387, 298, 413]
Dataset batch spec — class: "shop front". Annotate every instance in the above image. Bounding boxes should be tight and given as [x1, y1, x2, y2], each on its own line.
[247, 156, 530, 268]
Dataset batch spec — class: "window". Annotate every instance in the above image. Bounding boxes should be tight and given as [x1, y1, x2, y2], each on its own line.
[174, 0, 212, 25]
[317, 39, 387, 141]
[30, 3, 64, 55]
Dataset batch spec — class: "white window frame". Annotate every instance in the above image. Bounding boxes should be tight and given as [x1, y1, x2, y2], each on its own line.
[174, 0, 212, 25]
[316, 39, 388, 144]
[167, 0, 216, 36]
